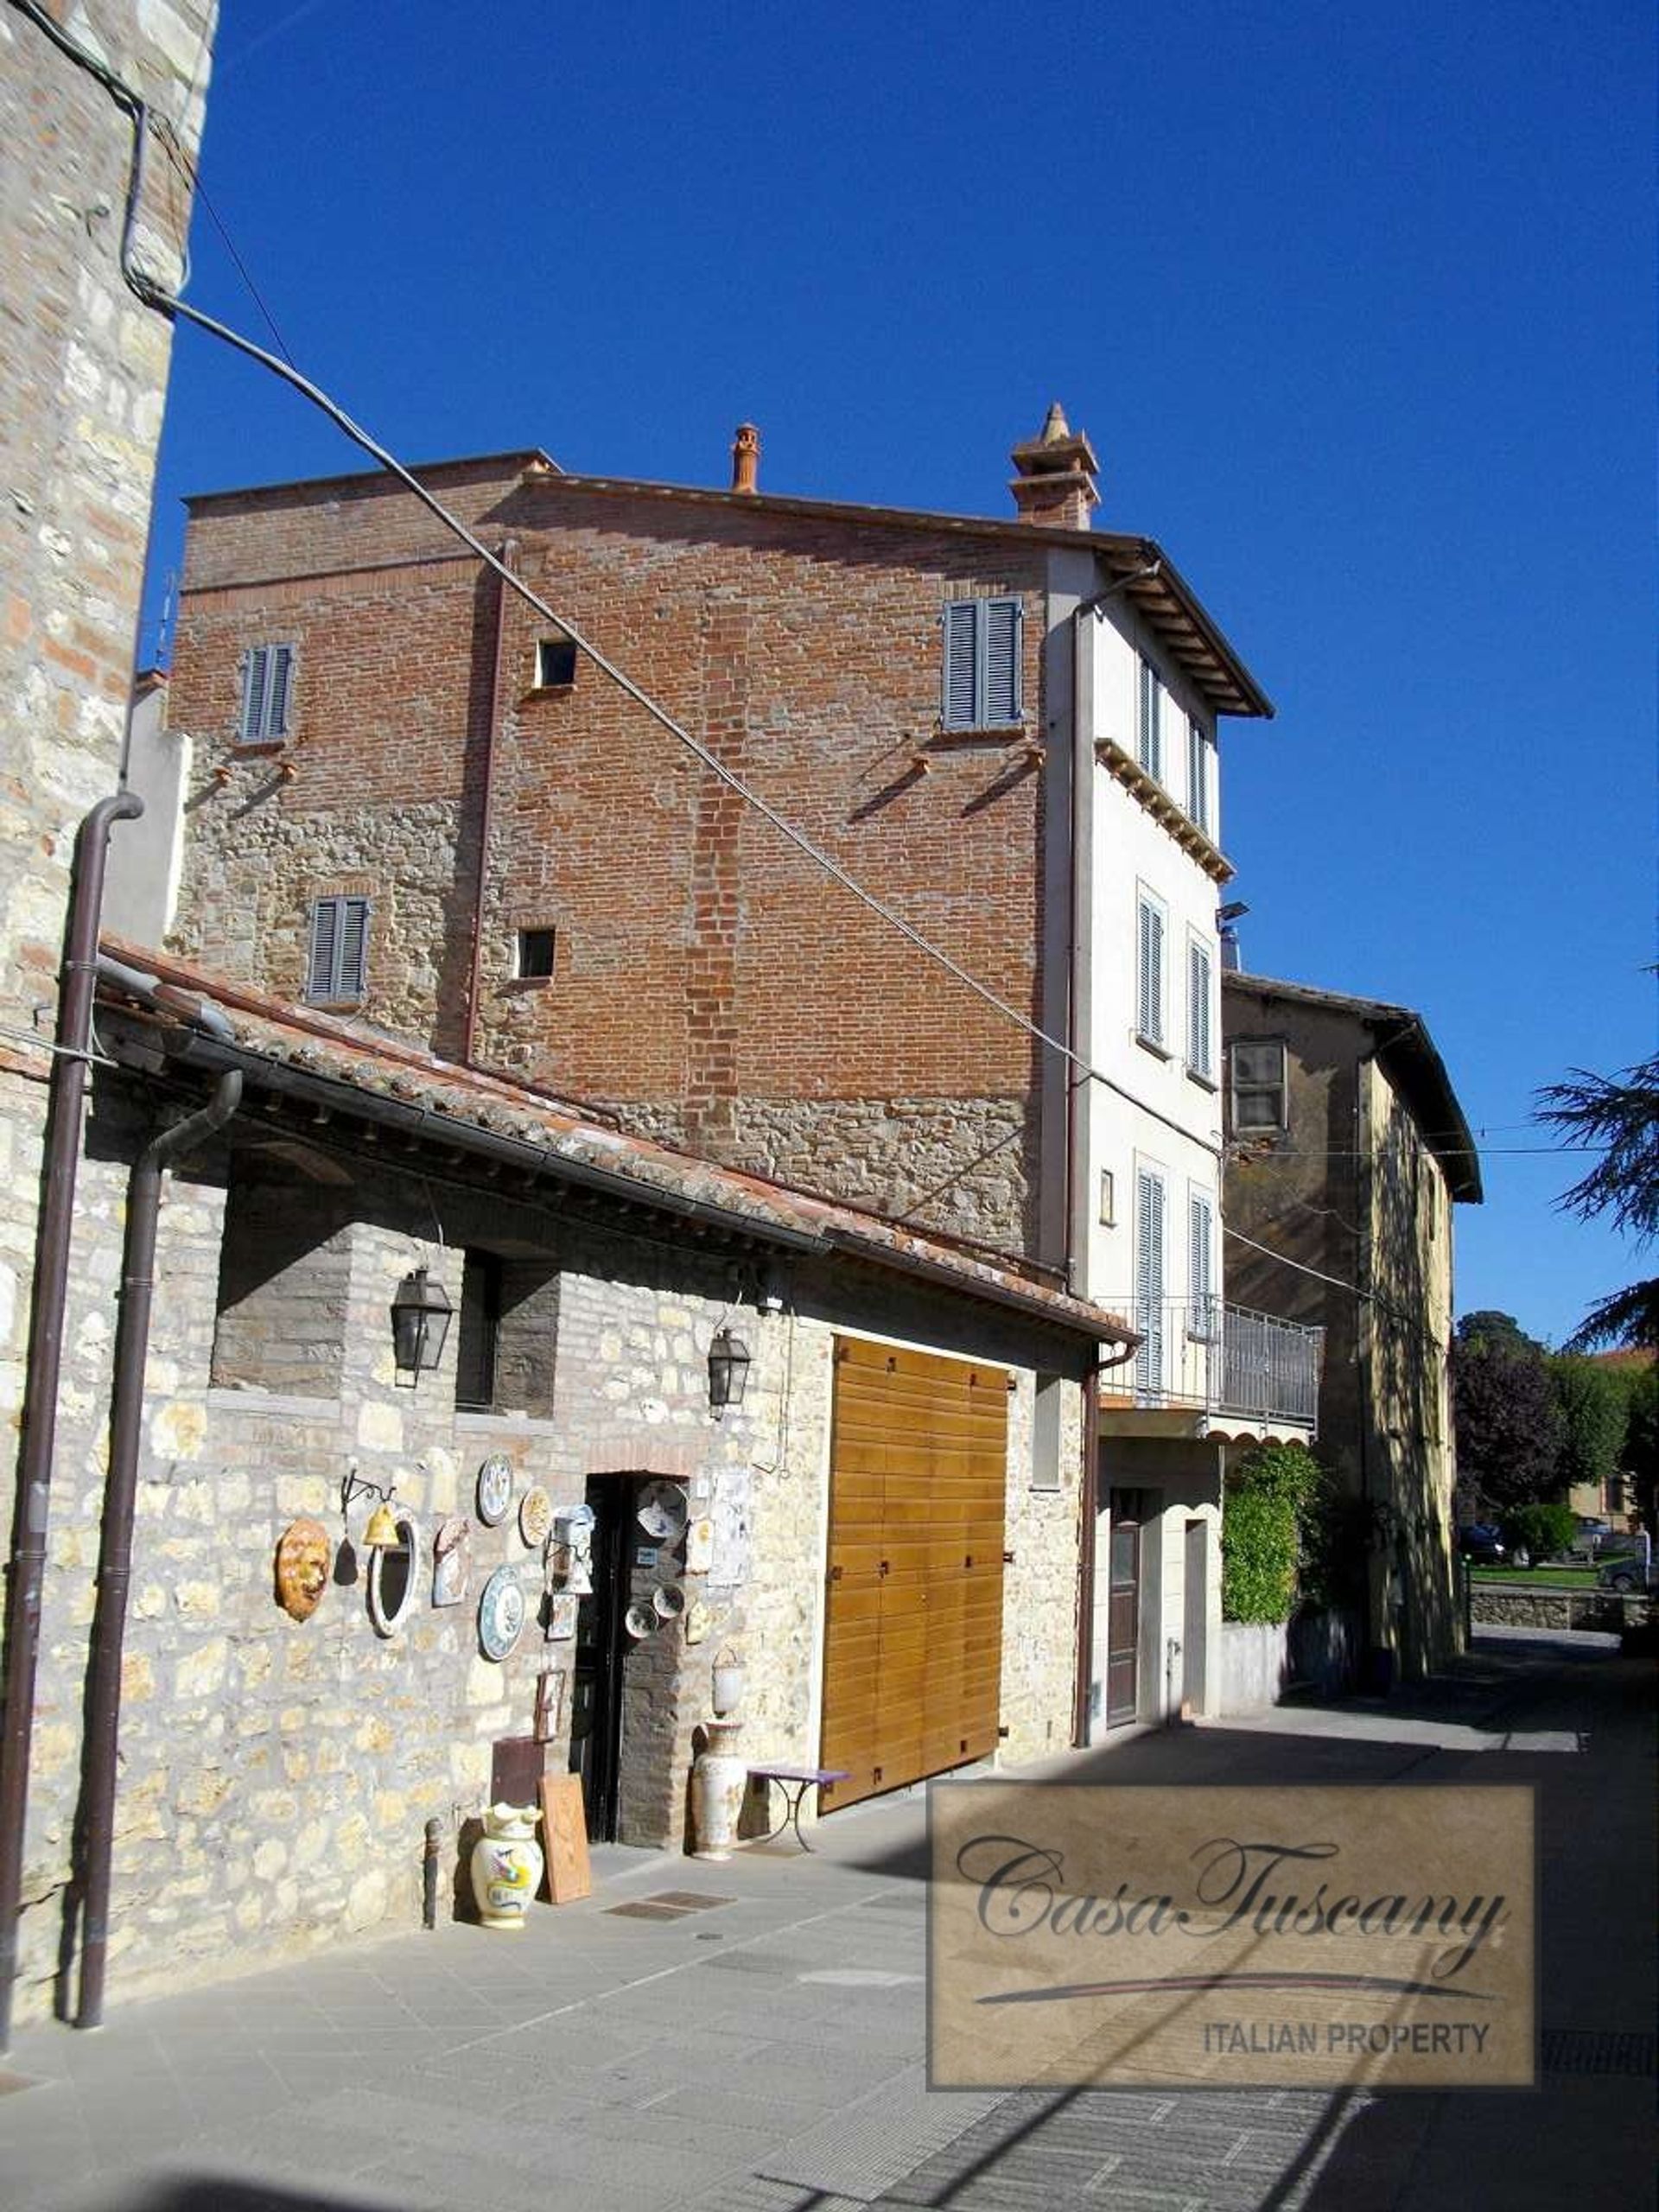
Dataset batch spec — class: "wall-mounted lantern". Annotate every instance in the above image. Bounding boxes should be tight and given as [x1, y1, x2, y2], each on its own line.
[707, 1327, 752, 1415]
[391, 1264, 452, 1386]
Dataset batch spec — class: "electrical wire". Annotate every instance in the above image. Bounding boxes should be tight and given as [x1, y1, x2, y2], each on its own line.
[7, 0, 1225, 1159]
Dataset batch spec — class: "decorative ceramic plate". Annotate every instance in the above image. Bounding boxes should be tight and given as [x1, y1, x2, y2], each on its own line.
[476, 1454, 514, 1528]
[636, 1479, 688, 1542]
[624, 1600, 657, 1640]
[519, 1485, 553, 1547]
[478, 1564, 527, 1661]
[652, 1583, 686, 1621]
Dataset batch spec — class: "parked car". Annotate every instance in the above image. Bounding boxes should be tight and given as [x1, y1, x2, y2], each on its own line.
[1575, 1516, 1613, 1550]
[1597, 1554, 1657, 1594]
[1457, 1523, 1507, 1564]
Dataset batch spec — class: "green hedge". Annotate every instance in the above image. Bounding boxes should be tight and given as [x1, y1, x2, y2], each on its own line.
[1498, 1501, 1577, 1563]
[1222, 1443, 1325, 1624]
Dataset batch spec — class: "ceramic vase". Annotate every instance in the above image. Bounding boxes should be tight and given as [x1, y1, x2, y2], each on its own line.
[690, 1717, 747, 1861]
[469, 1802, 543, 1928]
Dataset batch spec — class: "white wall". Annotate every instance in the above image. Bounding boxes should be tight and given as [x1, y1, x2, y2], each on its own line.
[1080, 607, 1224, 1317]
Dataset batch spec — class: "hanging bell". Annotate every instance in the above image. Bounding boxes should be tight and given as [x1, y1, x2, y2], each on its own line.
[362, 1500, 401, 1550]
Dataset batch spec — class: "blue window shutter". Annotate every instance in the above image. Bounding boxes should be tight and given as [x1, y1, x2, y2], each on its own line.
[942, 601, 979, 728]
[239, 646, 268, 743]
[1188, 939, 1212, 1076]
[985, 597, 1021, 724]
[1137, 894, 1165, 1043]
[266, 644, 293, 736]
[1135, 1168, 1166, 1390]
[1138, 658, 1161, 780]
[306, 898, 339, 1001]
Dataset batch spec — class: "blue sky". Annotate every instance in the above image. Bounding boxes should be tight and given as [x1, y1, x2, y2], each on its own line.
[140, 1, 1654, 1347]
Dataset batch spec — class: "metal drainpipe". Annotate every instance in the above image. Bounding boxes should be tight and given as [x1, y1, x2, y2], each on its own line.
[0, 791, 142, 2055]
[463, 537, 518, 1063]
[75, 1047, 241, 2030]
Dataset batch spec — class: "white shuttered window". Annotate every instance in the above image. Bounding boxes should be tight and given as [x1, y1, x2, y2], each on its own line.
[1187, 715, 1211, 832]
[1187, 937, 1214, 1079]
[1188, 1189, 1217, 1340]
[942, 596, 1024, 729]
[1137, 657, 1162, 780]
[1135, 1166, 1166, 1395]
[1135, 890, 1166, 1047]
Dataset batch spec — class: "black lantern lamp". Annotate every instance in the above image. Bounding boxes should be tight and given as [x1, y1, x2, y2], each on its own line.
[707, 1326, 753, 1414]
[391, 1264, 452, 1387]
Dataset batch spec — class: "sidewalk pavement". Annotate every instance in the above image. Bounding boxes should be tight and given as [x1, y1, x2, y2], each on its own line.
[0, 1628, 1652, 2212]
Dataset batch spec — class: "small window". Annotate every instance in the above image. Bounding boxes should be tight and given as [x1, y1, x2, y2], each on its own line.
[1231, 1039, 1288, 1132]
[516, 927, 556, 981]
[534, 636, 577, 690]
[1135, 888, 1166, 1049]
[305, 894, 370, 1004]
[1137, 657, 1162, 780]
[454, 1247, 560, 1419]
[238, 642, 294, 743]
[1186, 938, 1215, 1081]
[941, 596, 1023, 729]
[1031, 1373, 1064, 1492]
[1187, 716, 1211, 833]
[1098, 1168, 1116, 1226]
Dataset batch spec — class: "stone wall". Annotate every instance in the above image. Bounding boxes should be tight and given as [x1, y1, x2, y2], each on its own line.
[13, 1068, 1090, 2018]
[1470, 1584, 1651, 1635]
[0, 0, 213, 1526]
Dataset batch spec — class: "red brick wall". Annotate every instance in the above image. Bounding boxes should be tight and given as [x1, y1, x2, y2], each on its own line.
[171, 475, 1055, 1252]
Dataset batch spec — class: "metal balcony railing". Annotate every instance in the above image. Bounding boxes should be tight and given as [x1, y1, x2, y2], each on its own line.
[1116, 1297, 1324, 1428]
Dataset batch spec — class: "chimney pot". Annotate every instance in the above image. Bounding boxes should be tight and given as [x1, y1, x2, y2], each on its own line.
[1009, 403, 1099, 531]
[732, 423, 760, 495]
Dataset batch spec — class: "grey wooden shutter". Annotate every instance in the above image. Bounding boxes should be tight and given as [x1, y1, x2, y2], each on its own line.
[1187, 717, 1208, 830]
[239, 646, 269, 742]
[305, 898, 340, 1001]
[338, 897, 370, 999]
[985, 597, 1021, 724]
[266, 644, 293, 735]
[942, 601, 978, 728]
[1188, 938, 1212, 1075]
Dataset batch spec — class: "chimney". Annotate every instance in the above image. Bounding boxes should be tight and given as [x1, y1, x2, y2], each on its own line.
[1009, 403, 1098, 531]
[731, 423, 760, 495]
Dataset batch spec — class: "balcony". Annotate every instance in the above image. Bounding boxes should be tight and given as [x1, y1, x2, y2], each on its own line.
[1108, 1298, 1324, 1433]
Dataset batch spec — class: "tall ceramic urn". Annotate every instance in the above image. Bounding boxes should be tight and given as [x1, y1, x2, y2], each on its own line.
[690, 1718, 747, 1861]
[469, 1802, 544, 1929]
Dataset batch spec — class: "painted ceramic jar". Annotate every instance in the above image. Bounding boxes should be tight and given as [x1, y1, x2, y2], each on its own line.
[469, 1802, 543, 1929]
[690, 1718, 747, 1861]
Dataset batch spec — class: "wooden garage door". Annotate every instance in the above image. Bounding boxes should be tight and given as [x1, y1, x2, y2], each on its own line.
[819, 1337, 1008, 1810]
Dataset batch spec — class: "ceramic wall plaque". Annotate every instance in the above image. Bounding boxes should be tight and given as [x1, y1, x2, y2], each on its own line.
[637, 1478, 687, 1541]
[432, 1515, 472, 1607]
[476, 1453, 514, 1528]
[479, 1564, 527, 1661]
[546, 1592, 578, 1642]
[519, 1485, 553, 1548]
[275, 1518, 332, 1621]
[683, 1597, 713, 1646]
[684, 1516, 714, 1574]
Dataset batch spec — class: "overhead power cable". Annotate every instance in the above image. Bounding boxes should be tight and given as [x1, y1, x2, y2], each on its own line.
[11, 0, 1224, 1158]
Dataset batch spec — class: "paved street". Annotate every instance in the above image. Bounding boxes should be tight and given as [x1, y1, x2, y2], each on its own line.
[0, 1628, 1652, 2212]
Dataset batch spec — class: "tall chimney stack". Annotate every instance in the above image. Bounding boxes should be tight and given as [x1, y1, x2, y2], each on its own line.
[731, 423, 760, 495]
[1009, 403, 1098, 531]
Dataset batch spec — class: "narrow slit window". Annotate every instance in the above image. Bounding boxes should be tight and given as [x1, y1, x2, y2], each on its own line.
[1137, 657, 1162, 781]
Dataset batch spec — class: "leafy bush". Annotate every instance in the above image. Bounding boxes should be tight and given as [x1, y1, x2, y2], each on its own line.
[1498, 1501, 1578, 1564]
[1222, 1443, 1325, 1624]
